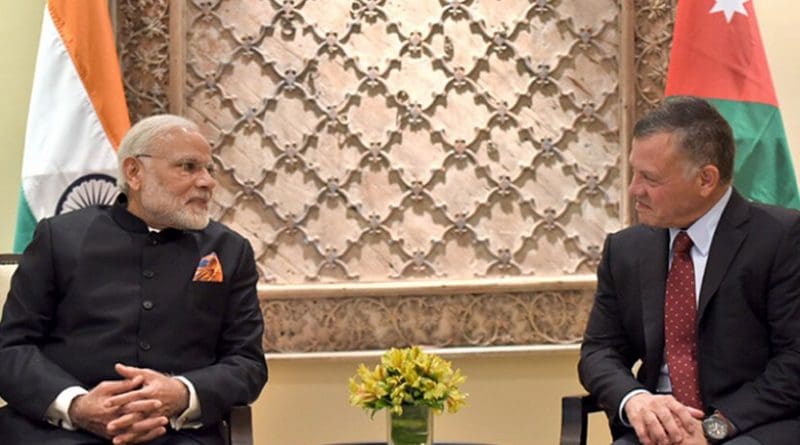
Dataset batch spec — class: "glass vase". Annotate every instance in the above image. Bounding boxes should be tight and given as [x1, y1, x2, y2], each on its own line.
[387, 404, 433, 445]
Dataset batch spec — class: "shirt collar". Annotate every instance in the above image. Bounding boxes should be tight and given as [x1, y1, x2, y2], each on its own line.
[669, 186, 732, 256]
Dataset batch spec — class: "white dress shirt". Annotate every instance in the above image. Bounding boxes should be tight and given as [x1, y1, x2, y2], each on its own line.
[618, 186, 732, 424]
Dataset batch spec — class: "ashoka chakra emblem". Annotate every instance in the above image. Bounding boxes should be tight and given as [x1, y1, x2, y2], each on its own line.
[55, 174, 119, 215]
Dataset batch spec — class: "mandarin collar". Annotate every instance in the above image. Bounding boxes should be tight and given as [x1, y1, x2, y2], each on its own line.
[111, 194, 185, 241]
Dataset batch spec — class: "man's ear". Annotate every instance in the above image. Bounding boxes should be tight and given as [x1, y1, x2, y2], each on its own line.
[698, 164, 721, 196]
[123, 157, 142, 191]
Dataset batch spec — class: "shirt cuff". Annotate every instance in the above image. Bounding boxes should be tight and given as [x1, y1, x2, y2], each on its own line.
[171, 376, 202, 430]
[45, 386, 88, 431]
[618, 389, 651, 427]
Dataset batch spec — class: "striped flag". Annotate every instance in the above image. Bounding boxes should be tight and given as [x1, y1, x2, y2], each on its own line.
[13, 0, 130, 252]
[665, 0, 800, 208]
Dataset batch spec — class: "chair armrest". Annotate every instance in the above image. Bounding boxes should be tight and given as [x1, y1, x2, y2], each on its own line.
[559, 394, 600, 445]
[228, 405, 254, 445]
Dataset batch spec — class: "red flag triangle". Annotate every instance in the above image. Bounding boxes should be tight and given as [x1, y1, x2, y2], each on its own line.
[665, 0, 777, 107]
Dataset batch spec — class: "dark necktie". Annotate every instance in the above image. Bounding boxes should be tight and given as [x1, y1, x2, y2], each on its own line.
[664, 231, 702, 409]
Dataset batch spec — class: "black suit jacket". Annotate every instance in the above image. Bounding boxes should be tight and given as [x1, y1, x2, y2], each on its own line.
[579, 189, 800, 443]
[0, 198, 267, 443]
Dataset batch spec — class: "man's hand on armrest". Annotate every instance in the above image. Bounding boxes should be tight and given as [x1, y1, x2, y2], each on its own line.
[624, 393, 704, 445]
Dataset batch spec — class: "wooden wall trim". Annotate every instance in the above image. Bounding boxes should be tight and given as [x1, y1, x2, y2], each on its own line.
[266, 344, 580, 361]
[620, 0, 635, 226]
[258, 274, 596, 300]
[168, 0, 184, 114]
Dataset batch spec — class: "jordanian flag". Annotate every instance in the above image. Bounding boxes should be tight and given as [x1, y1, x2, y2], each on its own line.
[665, 0, 800, 209]
[13, 0, 130, 252]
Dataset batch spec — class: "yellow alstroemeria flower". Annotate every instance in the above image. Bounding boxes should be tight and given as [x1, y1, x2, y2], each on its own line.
[348, 346, 468, 417]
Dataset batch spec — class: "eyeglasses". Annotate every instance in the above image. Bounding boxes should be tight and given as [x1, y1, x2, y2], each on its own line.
[135, 154, 217, 178]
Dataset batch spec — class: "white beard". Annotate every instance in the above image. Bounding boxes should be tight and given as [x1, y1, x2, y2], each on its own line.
[139, 174, 210, 230]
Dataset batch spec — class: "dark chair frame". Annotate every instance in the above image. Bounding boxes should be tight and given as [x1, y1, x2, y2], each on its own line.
[224, 405, 254, 445]
[560, 394, 602, 445]
[0, 254, 20, 265]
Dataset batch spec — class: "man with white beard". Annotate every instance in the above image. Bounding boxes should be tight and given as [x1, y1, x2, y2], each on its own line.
[0, 115, 268, 445]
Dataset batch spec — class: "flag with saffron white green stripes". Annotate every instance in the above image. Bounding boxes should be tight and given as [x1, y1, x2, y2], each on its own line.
[13, 0, 130, 252]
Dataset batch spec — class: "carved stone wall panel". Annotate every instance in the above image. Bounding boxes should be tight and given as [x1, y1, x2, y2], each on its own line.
[114, 0, 682, 352]
[262, 289, 594, 353]
[177, 0, 622, 284]
[634, 0, 675, 119]
[116, 0, 170, 122]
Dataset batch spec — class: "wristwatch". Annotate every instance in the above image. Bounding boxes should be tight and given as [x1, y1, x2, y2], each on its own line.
[702, 410, 737, 443]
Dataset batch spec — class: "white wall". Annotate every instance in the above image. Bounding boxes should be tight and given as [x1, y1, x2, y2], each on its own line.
[0, 0, 45, 251]
[252, 349, 612, 445]
[755, 1, 800, 175]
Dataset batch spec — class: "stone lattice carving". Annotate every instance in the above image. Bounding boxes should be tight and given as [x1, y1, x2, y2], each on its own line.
[183, 0, 621, 284]
[115, 0, 676, 352]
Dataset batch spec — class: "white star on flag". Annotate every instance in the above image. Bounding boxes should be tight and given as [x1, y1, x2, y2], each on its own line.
[709, 0, 749, 23]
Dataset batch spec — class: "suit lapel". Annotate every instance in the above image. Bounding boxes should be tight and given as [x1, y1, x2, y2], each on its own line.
[697, 190, 750, 321]
[640, 227, 669, 370]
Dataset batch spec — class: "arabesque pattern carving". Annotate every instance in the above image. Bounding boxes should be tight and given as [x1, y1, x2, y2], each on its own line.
[263, 288, 593, 352]
[116, 0, 171, 122]
[634, 0, 674, 119]
[183, 0, 622, 283]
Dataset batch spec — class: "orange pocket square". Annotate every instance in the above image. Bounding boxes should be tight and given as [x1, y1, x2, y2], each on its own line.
[193, 252, 223, 282]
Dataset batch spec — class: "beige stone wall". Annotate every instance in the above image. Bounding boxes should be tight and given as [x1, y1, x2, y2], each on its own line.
[755, 1, 800, 176]
[1, 2, 799, 444]
[253, 348, 613, 445]
[0, 0, 45, 252]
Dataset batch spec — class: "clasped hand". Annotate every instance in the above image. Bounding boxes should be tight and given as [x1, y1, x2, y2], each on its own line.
[625, 393, 706, 445]
[68, 363, 190, 444]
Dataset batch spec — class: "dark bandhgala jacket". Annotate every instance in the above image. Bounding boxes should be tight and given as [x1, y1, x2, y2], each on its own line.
[579, 189, 800, 444]
[0, 197, 267, 444]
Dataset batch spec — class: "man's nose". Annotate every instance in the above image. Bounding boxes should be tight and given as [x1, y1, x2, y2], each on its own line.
[628, 175, 642, 197]
[196, 167, 216, 189]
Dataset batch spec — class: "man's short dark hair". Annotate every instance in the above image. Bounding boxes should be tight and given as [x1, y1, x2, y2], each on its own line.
[633, 96, 735, 183]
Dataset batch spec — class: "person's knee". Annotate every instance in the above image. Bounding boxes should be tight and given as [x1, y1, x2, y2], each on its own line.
[723, 436, 761, 445]
[612, 432, 641, 445]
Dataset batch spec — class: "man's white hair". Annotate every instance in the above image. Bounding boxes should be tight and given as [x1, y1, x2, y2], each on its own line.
[117, 114, 200, 194]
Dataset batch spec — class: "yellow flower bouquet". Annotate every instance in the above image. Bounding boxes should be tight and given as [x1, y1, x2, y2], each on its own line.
[348, 346, 467, 417]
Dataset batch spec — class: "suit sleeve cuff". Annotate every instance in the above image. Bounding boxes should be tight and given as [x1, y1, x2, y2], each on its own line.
[619, 389, 651, 427]
[45, 386, 88, 431]
[171, 376, 202, 430]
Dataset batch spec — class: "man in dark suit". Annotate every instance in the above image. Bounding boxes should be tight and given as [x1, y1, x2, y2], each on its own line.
[579, 96, 800, 445]
[0, 115, 268, 444]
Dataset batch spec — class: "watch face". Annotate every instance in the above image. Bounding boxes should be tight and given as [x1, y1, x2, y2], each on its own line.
[703, 416, 729, 440]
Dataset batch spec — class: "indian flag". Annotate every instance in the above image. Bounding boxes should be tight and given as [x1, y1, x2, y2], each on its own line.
[665, 0, 800, 209]
[13, 0, 130, 252]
